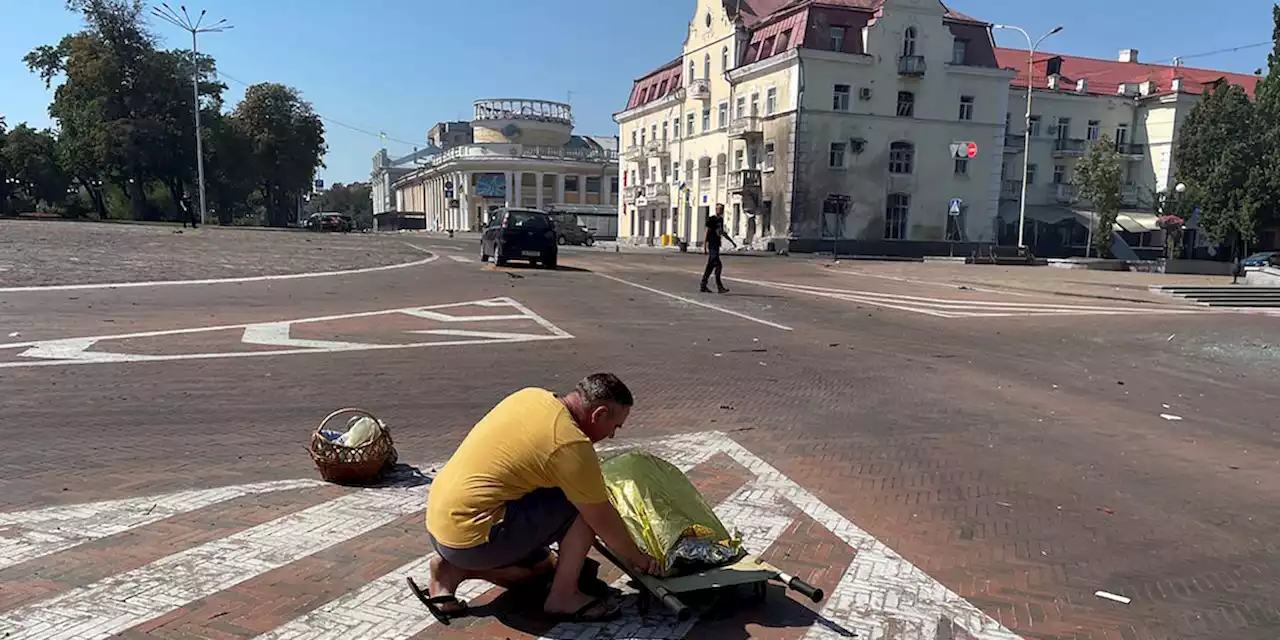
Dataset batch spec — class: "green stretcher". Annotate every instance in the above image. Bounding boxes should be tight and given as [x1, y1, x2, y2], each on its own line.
[594, 541, 824, 621]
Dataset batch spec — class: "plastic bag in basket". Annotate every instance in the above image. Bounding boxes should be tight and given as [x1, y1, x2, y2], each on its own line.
[601, 450, 743, 573]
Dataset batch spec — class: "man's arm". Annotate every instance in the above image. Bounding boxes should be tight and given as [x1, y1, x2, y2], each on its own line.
[720, 226, 738, 247]
[574, 500, 660, 574]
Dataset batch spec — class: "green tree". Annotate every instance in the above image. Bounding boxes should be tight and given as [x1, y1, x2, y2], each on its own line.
[1074, 134, 1124, 257]
[1173, 81, 1260, 247]
[1246, 4, 1280, 230]
[307, 181, 373, 228]
[1, 124, 72, 212]
[233, 83, 326, 227]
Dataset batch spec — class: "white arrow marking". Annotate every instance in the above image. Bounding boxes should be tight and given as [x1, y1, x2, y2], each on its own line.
[19, 338, 135, 363]
[240, 322, 375, 350]
[401, 309, 531, 323]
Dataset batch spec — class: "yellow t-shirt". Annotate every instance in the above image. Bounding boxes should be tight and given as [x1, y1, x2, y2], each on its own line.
[426, 388, 610, 549]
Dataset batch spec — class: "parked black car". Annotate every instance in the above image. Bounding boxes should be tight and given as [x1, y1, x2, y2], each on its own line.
[480, 208, 558, 269]
[304, 212, 354, 232]
[556, 220, 595, 247]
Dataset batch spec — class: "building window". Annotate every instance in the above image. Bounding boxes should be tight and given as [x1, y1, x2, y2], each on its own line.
[952, 39, 968, 64]
[662, 121, 669, 141]
[1053, 164, 1066, 184]
[631, 130, 638, 147]
[833, 84, 851, 111]
[885, 193, 909, 240]
[687, 112, 695, 135]
[672, 162, 680, 183]
[658, 80, 668, 96]
[766, 87, 778, 114]
[829, 26, 846, 51]
[1028, 115, 1042, 137]
[888, 141, 914, 174]
[954, 158, 969, 175]
[776, 30, 792, 52]
[735, 96, 746, 119]
[958, 95, 974, 121]
[902, 26, 917, 57]
[722, 46, 729, 72]
[829, 142, 846, 168]
[717, 102, 729, 129]
[586, 176, 602, 193]
[639, 128, 646, 145]
[651, 123, 658, 141]
[1026, 163, 1037, 185]
[822, 196, 849, 238]
[897, 91, 914, 117]
[610, 176, 619, 194]
[1116, 123, 1130, 146]
[748, 144, 760, 168]
[701, 107, 711, 132]
[764, 143, 775, 170]
[565, 175, 579, 192]
[734, 149, 744, 170]
[639, 88, 649, 103]
[761, 36, 776, 58]
[1055, 117, 1070, 140]
[689, 59, 695, 82]
[750, 93, 760, 116]
[1087, 120, 1100, 140]
[703, 54, 711, 79]
[629, 170, 636, 186]
[673, 117, 681, 139]
[648, 165, 656, 183]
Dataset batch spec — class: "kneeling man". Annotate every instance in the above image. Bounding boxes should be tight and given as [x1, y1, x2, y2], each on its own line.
[424, 373, 660, 623]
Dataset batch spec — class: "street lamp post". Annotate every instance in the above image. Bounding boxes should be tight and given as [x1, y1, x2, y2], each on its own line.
[994, 24, 1063, 252]
[152, 3, 232, 227]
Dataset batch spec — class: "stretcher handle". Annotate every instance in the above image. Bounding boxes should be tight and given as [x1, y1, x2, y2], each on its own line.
[778, 571, 824, 602]
[652, 584, 692, 621]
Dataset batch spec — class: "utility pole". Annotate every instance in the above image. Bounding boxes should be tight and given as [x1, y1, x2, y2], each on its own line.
[152, 3, 233, 227]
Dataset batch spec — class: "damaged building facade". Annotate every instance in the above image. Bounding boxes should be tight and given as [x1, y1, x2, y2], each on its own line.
[614, 0, 1012, 254]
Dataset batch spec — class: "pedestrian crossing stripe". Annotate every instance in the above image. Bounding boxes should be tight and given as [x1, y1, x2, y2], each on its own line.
[0, 432, 1022, 640]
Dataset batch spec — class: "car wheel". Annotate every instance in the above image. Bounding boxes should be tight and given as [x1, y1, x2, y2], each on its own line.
[479, 245, 490, 262]
[557, 235, 567, 246]
[584, 237, 594, 247]
[543, 256, 557, 270]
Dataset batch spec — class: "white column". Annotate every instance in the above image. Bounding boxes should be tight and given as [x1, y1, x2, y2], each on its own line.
[535, 173, 545, 209]
[505, 171, 516, 209]
[602, 170, 613, 207]
[514, 172, 524, 208]
[554, 173, 565, 205]
[578, 174, 588, 203]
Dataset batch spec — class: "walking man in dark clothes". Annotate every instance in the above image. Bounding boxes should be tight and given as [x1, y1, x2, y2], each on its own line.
[700, 203, 736, 293]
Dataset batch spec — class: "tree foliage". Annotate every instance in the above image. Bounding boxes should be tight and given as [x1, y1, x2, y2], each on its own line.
[308, 182, 373, 229]
[1074, 134, 1124, 256]
[8, 0, 325, 224]
[1174, 82, 1262, 246]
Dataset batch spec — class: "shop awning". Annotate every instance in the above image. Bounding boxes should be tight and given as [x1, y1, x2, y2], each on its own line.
[999, 206, 1077, 225]
[1071, 210, 1159, 233]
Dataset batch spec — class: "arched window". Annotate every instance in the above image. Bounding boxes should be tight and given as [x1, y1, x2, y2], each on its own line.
[888, 141, 914, 174]
[885, 193, 910, 240]
[722, 46, 729, 72]
[703, 54, 711, 79]
[689, 59, 695, 83]
[903, 26, 917, 57]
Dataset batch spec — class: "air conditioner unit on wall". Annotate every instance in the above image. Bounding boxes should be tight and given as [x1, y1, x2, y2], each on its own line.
[859, 87, 872, 100]
[848, 137, 867, 153]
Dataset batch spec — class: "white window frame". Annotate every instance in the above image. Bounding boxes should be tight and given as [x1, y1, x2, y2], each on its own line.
[829, 26, 845, 51]
[1026, 163, 1038, 185]
[888, 141, 914, 175]
[1028, 115, 1042, 137]
[717, 101, 729, 129]
[829, 142, 847, 169]
[735, 96, 746, 119]
[952, 39, 967, 64]
[701, 107, 711, 132]
[958, 95, 975, 121]
[764, 142, 776, 171]
[833, 84, 851, 111]
[902, 27, 917, 57]
[1052, 164, 1066, 184]
[885, 193, 909, 240]
[766, 87, 778, 115]
[686, 111, 695, 136]
[750, 92, 761, 117]
[1087, 120, 1100, 140]
[673, 117, 681, 139]
[954, 157, 969, 175]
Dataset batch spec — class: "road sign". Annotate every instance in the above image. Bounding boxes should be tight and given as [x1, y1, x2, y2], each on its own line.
[313, 179, 324, 190]
[949, 198, 963, 216]
[949, 142, 978, 159]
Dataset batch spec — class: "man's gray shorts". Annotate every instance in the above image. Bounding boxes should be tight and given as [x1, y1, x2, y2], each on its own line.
[427, 488, 579, 571]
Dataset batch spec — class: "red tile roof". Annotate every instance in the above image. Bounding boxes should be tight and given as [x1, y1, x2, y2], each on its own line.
[623, 58, 683, 111]
[994, 47, 1262, 99]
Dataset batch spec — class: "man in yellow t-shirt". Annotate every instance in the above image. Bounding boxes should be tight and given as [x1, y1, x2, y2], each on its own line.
[421, 373, 660, 624]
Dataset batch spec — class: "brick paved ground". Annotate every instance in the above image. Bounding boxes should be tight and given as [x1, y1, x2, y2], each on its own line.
[0, 219, 430, 287]
[0, 235, 1277, 639]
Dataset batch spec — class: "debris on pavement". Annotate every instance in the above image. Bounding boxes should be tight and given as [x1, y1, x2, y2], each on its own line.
[996, 501, 1012, 508]
[7, 331, 18, 337]
[1167, 334, 1176, 342]
[1097, 507, 1115, 515]
[1160, 414, 1183, 421]
[1095, 590, 1131, 605]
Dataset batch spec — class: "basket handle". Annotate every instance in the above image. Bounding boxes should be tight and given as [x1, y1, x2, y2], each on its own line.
[316, 408, 381, 434]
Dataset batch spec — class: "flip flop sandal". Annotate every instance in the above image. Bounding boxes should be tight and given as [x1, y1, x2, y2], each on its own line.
[405, 577, 468, 626]
[548, 596, 622, 623]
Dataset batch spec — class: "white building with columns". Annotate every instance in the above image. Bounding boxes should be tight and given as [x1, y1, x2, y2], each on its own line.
[392, 99, 620, 236]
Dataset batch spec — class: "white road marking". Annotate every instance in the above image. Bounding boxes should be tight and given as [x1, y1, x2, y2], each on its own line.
[597, 273, 794, 331]
[0, 473, 430, 640]
[448, 255, 472, 263]
[729, 277, 1204, 319]
[0, 431, 1021, 640]
[0, 244, 437, 293]
[0, 297, 572, 368]
[0, 478, 325, 571]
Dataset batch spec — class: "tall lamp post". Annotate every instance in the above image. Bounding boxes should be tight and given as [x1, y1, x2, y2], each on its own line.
[994, 24, 1062, 252]
[152, 3, 232, 227]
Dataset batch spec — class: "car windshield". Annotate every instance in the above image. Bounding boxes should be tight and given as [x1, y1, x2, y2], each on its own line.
[507, 211, 550, 229]
[1246, 252, 1276, 260]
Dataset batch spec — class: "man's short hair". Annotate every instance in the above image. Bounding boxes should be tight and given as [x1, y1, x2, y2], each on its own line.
[574, 373, 634, 407]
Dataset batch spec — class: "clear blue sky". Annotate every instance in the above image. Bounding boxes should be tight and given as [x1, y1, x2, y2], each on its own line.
[1, 0, 1273, 185]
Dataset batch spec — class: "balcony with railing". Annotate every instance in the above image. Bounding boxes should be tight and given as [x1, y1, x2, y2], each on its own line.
[698, 177, 712, 194]
[688, 79, 712, 101]
[1055, 183, 1143, 206]
[421, 143, 619, 170]
[1000, 180, 1022, 201]
[728, 116, 763, 140]
[623, 144, 645, 162]
[1116, 143, 1145, 158]
[623, 186, 640, 205]
[1052, 138, 1087, 158]
[643, 182, 670, 205]
[1004, 134, 1025, 152]
[898, 55, 927, 77]
[728, 169, 762, 194]
[1054, 183, 1078, 203]
[646, 138, 670, 157]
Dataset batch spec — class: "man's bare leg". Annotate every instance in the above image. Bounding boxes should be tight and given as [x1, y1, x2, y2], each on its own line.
[543, 515, 612, 616]
[427, 555, 541, 613]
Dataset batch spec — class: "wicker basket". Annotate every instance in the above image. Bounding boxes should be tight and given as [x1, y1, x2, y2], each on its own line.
[308, 408, 398, 485]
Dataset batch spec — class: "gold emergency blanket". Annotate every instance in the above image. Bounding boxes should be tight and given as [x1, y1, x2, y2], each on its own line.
[601, 450, 743, 572]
